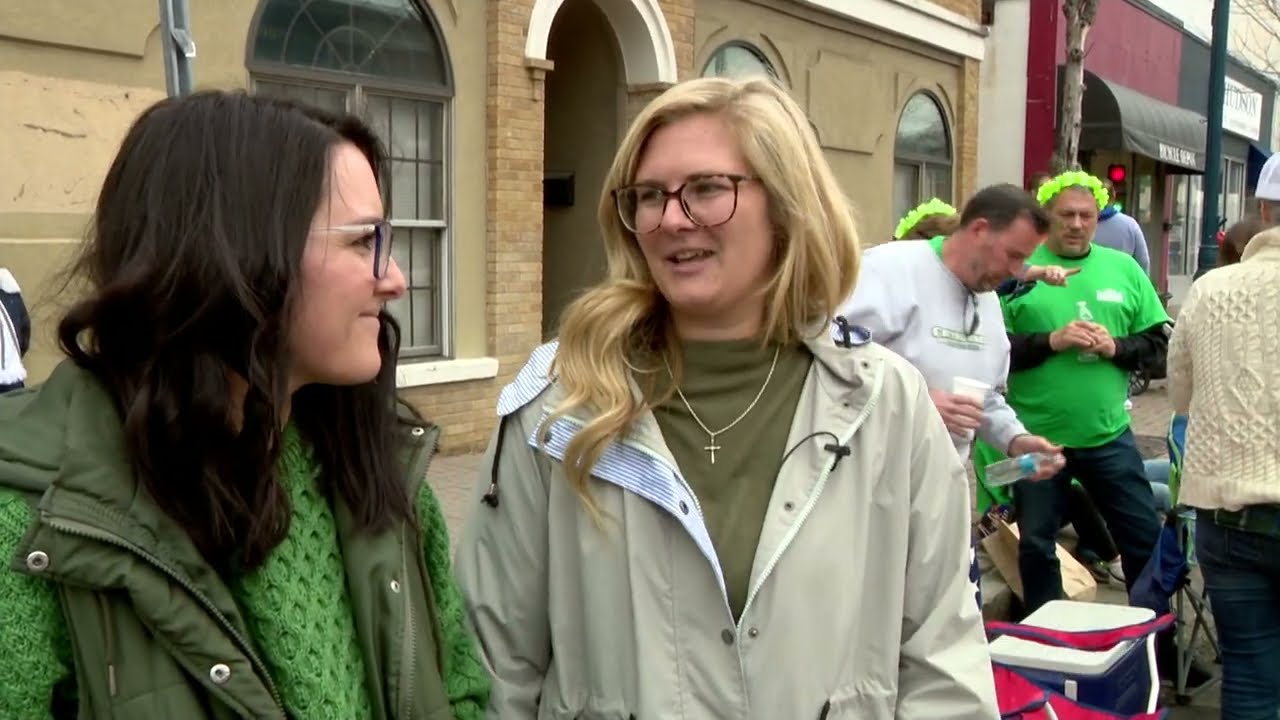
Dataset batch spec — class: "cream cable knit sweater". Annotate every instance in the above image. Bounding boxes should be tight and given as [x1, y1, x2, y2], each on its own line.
[1169, 227, 1280, 511]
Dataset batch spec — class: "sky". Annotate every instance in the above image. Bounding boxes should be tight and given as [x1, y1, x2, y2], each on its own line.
[1146, 0, 1213, 39]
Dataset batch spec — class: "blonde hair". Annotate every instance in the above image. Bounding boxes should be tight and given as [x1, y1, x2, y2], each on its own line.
[546, 76, 861, 514]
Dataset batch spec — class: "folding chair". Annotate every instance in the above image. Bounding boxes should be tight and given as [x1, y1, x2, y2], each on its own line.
[1162, 415, 1221, 705]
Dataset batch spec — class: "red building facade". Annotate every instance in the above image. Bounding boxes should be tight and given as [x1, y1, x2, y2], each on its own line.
[1023, 0, 1206, 290]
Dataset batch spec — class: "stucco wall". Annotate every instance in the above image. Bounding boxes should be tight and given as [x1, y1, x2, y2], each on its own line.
[0, 0, 499, 453]
[696, 0, 975, 242]
[977, 0, 1030, 188]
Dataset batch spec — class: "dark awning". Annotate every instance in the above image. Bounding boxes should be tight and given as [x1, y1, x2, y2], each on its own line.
[1076, 70, 1208, 173]
[1248, 143, 1271, 191]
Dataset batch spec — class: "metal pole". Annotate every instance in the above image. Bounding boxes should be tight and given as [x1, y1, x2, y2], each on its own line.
[1196, 0, 1231, 276]
[159, 0, 197, 97]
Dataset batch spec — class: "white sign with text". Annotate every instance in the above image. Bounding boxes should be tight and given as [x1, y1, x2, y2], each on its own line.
[1159, 142, 1199, 168]
[1224, 76, 1263, 141]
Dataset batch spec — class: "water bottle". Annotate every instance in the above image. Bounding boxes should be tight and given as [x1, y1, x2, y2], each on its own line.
[984, 453, 1055, 487]
[1075, 301, 1098, 362]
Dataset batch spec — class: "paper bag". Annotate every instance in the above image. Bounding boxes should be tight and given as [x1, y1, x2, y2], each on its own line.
[980, 516, 1097, 603]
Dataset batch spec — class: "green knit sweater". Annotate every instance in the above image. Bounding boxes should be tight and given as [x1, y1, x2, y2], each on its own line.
[0, 427, 490, 719]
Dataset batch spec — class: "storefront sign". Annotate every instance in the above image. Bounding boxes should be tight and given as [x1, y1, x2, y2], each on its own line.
[1224, 76, 1263, 141]
[1159, 142, 1199, 168]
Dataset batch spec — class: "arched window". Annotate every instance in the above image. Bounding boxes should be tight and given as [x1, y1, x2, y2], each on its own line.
[702, 42, 776, 80]
[893, 92, 953, 233]
[249, 0, 453, 358]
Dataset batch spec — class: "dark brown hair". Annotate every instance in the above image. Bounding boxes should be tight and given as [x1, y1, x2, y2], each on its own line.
[1220, 217, 1267, 266]
[960, 183, 1052, 234]
[58, 90, 416, 570]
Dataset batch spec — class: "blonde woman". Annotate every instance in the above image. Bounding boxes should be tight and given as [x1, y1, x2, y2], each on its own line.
[456, 77, 997, 719]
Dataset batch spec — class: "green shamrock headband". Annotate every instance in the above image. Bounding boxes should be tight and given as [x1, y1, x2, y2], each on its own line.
[1036, 171, 1110, 210]
[894, 198, 957, 240]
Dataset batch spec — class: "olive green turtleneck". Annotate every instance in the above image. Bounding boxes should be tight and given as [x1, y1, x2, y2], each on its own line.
[649, 339, 812, 619]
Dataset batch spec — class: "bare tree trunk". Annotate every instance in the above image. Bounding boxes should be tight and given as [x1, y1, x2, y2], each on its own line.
[1053, 0, 1099, 173]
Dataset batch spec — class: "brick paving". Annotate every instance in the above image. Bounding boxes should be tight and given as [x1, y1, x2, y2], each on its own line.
[427, 379, 1220, 717]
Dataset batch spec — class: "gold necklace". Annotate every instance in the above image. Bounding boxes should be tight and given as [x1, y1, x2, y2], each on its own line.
[664, 346, 781, 465]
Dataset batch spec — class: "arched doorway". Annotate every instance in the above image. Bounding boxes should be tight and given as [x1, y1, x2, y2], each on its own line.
[530, 0, 676, 340]
[246, 0, 455, 358]
[540, 0, 621, 339]
[526, 0, 678, 85]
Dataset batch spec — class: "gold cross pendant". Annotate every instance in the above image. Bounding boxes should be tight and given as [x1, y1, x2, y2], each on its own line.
[704, 439, 721, 465]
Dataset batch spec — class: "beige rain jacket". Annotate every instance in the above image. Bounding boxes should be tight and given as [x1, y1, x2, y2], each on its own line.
[456, 327, 999, 719]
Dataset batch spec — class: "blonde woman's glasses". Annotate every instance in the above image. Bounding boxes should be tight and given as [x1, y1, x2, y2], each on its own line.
[613, 174, 756, 234]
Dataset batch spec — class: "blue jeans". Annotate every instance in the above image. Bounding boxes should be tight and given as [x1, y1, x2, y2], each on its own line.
[1013, 428, 1162, 613]
[1196, 515, 1280, 719]
[1143, 458, 1173, 514]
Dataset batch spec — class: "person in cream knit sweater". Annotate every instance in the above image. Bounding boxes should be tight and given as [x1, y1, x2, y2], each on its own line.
[1167, 152, 1280, 719]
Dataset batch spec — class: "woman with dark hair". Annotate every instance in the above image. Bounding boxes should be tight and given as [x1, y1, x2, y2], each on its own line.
[0, 91, 489, 719]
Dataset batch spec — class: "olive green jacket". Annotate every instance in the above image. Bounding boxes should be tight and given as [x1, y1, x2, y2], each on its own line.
[0, 361, 489, 719]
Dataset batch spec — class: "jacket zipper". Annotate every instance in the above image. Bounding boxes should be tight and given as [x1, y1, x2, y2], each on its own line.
[42, 515, 286, 713]
[95, 593, 117, 697]
[399, 527, 417, 720]
[398, 426, 435, 719]
[736, 361, 887, 626]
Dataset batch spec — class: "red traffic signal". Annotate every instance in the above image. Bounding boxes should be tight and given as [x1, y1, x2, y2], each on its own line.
[1107, 164, 1127, 184]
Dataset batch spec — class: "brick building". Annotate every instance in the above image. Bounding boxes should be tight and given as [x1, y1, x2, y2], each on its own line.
[0, 0, 984, 453]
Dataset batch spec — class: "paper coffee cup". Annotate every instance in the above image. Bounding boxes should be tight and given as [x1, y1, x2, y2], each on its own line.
[949, 377, 990, 443]
[952, 376, 992, 403]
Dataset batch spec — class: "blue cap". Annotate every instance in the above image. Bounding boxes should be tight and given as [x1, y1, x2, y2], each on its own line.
[1017, 455, 1038, 474]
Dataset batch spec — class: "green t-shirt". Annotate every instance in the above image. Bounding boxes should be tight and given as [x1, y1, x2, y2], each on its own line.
[1001, 244, 1168, 448]
[650, 340, 812, 620]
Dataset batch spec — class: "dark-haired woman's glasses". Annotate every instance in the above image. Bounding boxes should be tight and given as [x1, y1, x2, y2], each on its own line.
[612, 174, 757, 234]
[325, 221, 394, 278]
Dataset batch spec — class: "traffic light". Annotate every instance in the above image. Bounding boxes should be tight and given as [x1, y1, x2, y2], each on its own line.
[1105, 164, 1127, 210]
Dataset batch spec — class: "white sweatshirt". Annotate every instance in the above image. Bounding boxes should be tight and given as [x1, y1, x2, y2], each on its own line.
[835, 239, 1026, 459]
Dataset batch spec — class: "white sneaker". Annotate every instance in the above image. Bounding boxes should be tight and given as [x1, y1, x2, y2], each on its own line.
[1107, 559, 1126, 584]
[1124, 398, 1134, 411]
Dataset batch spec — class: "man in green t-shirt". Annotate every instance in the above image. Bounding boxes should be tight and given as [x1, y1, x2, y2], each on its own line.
[1001, 171, 1171, 615]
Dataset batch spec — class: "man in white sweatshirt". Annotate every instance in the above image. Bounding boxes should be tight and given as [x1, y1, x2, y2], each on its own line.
[837, 183, 1063, 466]
[836, 183, 1064, 611]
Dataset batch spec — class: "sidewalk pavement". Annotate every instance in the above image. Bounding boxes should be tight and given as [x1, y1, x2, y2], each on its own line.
[427, 380, 1219, 717]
